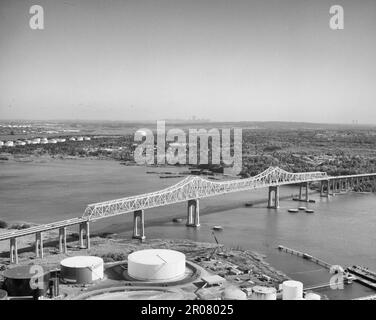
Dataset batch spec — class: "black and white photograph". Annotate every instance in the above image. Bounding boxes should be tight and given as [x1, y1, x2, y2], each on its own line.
[0, 0, 376, 308]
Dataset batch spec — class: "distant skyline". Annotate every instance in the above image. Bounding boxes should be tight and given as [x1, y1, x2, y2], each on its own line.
[1, 0, 376, 123]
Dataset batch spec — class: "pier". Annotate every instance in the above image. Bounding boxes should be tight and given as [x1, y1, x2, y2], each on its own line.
[278, 245, 376, 294]
[277, 245, 332, 270]
[347, 266, 376, 290]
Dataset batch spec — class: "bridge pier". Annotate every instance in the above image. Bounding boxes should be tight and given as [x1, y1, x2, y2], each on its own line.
[79, 221, 90, 249]
[334, 179, 340, 194]
[338, 180, 342, 192]
[328, 179, 333, 196]
[267, 186, 280, 209]
[320, 180, 329, 197]
[340, 179, 347, 192]
[10, 238, 18, 264]
[133, 210, 146, 241]
[59, 227, 67, 253]
[186, 199, 200, 227]
[35, 232, 43, 258]
[298, 182, 309, 202]
[332, 180, 336, 194]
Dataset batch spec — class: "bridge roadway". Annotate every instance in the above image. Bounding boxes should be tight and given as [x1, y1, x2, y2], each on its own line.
[0, 167, 375, 263]
[0, 217, 86, 241]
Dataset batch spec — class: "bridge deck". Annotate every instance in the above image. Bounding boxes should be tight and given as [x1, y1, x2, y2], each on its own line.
[0, 217, 87, 241]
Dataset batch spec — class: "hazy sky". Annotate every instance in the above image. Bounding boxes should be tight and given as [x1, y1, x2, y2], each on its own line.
[0, 0, 375, 123]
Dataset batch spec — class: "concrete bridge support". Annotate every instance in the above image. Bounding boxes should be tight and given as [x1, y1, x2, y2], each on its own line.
[298, 182, 309, 202]
[328, 179, 334, 195]
[35, 232, 44, 259]
[333, 180, 338, 194]
[320, 180, 329, 197]
[186, 199, 200, 227]
[10, 238, 18, 264]
[339, 180, 344, 192]
[133, 210, 145, 241]
[59, 227, 67, 253]
[267, 186, 280, 209]
[334, 179, 341, 194]
[341, 179, 348, 192]
[79, 221, 90, 249]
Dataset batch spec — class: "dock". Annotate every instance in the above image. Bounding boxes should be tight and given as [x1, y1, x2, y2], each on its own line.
[277, 245, 332, 270]
[347, 266, 376, 290]
[277, 245, 376, 293]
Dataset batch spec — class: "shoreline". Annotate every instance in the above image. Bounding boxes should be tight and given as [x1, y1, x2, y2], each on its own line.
[0, 236, 289, 297]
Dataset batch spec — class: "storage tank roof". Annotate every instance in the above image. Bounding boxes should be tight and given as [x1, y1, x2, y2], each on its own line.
[283, 280, 303, 287]
[128, 249, 185, 266]
[221, 286, 247, 300]
[60, 256, 103, 268]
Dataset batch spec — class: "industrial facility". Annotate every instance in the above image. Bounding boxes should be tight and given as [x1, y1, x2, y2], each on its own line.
[0, 136, 92, 148]
[0, 244, 322, 300]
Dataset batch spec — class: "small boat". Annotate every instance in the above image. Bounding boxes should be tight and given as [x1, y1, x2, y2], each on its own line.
[288, 209, 299, 213]
[212, 225, 224, 231]
[305, 209, 315, 213]
[308, 199, 316, 203]
[245, 202, 254, 207]
[172, 218, 183, 223]
[298, 206, 307, 210]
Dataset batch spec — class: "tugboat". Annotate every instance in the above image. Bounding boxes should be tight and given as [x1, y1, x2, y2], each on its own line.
[305, 209, 315, 213]
[288, 208, 299, 213]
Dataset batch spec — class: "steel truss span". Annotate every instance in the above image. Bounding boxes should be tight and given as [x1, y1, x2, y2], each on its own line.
[83, 167, 328, 220]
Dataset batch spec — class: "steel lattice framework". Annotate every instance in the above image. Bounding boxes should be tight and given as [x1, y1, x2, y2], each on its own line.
[83, 167, 328, 220]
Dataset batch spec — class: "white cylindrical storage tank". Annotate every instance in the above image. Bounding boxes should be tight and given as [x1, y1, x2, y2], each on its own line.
[60, 256, 104, 284]
[305, 292, 321, 300]
[282, 280, 303, 300]
[128, 249, 185, 281]
[221, 286, 247, 300]
[251, 286, 277, 300]
[5, 141, 14, 147]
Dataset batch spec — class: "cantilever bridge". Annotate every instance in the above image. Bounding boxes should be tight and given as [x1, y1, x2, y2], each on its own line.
[1, 166, 376, 264]
[83, 167, 327, 220]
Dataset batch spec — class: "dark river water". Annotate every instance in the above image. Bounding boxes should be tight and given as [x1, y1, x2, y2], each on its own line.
[1, 159, 375, 299]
